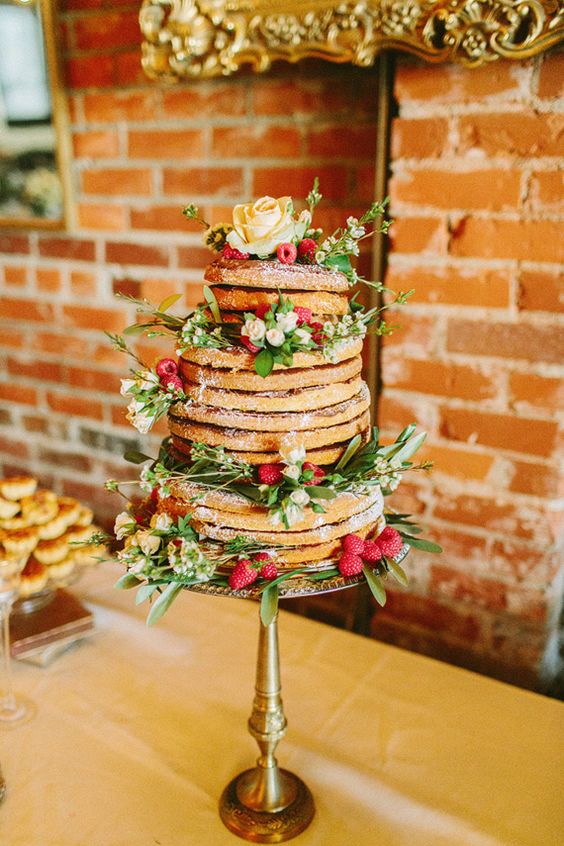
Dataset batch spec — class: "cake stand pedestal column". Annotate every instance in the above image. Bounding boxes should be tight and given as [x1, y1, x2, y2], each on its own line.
[219, 608, 315, 843]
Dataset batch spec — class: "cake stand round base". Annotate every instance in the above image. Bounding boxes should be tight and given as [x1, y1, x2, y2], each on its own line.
[219, 768, 314, 843]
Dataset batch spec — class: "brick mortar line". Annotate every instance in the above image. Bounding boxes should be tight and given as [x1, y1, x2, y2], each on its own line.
[387, 254, 564, 273]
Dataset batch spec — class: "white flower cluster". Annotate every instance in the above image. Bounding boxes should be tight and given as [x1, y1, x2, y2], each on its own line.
[321, 313, 368, 362]
[166, 538, 215, 580]
[242, 309, 312, 350]
[271, 443, 313, 527]
[120, 367, 183, 434]
[179, 309, 227, 351]
[114, 510, 216, 582]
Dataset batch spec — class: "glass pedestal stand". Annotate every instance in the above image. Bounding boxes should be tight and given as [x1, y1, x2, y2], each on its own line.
[189, 548, 408, 844]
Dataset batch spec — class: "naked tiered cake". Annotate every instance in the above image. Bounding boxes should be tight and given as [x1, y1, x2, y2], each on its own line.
[110, 189, 435, 615]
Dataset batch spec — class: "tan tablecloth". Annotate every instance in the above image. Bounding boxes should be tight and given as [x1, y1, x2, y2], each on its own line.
[1, 563, 562, 846]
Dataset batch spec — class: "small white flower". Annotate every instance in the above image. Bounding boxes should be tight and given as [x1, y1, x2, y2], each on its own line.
[137, 370, 159, 391]
[131, 411, 155, 434]
[244, 318, 266, 343]
[279, 442, 306, 465]
[283, 464, 301, 480]
[293, 327, 311, 345]
[284, 503, 303, 526]
[120, 378, 136, 396]
[266, 328, 285, 347]
[276, 312, 299, 333]
[114, 511, 135, 540]
[150, 512, 172, 531]
[290, 488, 310, 506]
[136, 531, 161, 556]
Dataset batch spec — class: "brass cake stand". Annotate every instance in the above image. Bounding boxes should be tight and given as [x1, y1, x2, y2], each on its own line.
[188, 546, 409, 843]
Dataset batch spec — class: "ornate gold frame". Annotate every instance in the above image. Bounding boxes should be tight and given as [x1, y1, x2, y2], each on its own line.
[139, 0, 564, 80]
[0, 0, 72, 230]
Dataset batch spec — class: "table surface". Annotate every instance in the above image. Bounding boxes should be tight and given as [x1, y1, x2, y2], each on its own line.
[1, 563, 563, 846]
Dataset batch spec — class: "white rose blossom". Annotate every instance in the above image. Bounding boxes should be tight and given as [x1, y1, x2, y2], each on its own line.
[266, 328, 285, 347]
[290, 489, 310, 507]
[120, 378, 136, 396]
[227, 196, 297, 256]
[293, 327, 311, 345]
[114, 511, 135, 540]
[276, 312, 299, 333]
[283, 464, 301, 480]
[150, 512, 173, 531]
[244, 318, 267, 343]
[279, 443, 306, 465]
[136, 531, 162, 556]
[138, 370, 159, 391]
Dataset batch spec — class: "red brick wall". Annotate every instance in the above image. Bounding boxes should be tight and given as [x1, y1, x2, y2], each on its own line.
[0, 1, 562, 689]
[377, 54, 564, 689]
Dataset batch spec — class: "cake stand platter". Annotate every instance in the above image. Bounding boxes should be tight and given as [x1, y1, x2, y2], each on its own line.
[188, 545, 409, 843]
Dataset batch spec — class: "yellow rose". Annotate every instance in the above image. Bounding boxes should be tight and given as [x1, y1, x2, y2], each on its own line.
[226, 196, 297, 257]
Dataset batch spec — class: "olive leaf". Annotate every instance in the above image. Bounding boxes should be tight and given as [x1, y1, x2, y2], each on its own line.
[147, 582, 183, 626]
[260, 584, 279, 627]
[363, 567, 387, 606]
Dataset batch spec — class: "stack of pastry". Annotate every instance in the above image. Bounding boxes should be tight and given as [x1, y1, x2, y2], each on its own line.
[160, 258, 385, 571]
[0, 477, 100, 598]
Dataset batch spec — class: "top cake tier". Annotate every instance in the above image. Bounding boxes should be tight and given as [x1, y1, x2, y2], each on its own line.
[170, 258, 371, 466]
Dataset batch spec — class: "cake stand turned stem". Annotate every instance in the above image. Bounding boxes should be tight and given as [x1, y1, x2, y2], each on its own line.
[219, 607, 315, 843]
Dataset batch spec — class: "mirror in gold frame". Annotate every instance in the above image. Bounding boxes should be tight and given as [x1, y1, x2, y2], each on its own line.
[0, 0, 71, 229]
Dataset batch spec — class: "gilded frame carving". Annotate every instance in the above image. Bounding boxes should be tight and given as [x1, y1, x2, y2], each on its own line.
[139, 0, 564, 80]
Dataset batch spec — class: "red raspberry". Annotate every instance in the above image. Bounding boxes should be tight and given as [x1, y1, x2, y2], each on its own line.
[338, 552, 364, 577]
[254, 552, 272, 562]
[228, 560, 258, 589]
[162, 375, 183, 393]
[259, 562, 278, 580]
[362, 540, 383, 563]
[156, 358, 178, 379]
[254, 303, 272, 320]
[223, 245, 250, 260]
[375, 527, 403, 557]
[297, 238, 317, 261]
[302, 461, 325, 485]
[257, 463, 284, 485]
[276, 243, 298, 264]
[240, 334, 262, 353]
[342, 534, 365, 555]
[293, 307, 312, 325]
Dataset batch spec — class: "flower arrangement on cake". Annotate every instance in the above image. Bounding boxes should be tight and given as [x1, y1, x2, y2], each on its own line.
[104, 182, 440, 624]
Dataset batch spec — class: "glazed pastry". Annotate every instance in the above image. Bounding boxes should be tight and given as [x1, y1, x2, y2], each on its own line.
[34, 536, 69, 565]
[19, 557, 48, 598]
[0, 476, 37, 501]
[56, 497, 82, 529]
[0, 498, 20, 520]
[74, 505, 94, 527]
[1, 526, 39, 557]
[45, 554, 75, 581]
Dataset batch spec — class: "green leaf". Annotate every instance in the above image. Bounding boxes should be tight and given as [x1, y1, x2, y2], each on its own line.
[380, 431, 426, 463]
[255, 348, 274, 378]
[147, 582, 183, 626]
[310, 502, 326, 514]
[260, 584, 279, 626]
[135, 583, 160, 604]
[363, 567, 387, 606]
[403, 536, 443, 554]
[115, 573, 142, 590]
[203, 285, 222, 323]
[306, 486, 337, 500]
[335, 435, 362, 471]
[325, 254, 352, 274]
[123, 450, 153, 465]
[396, 423, 417, 443]
[123, 323, 150, 336]
[387, 559, 409, 586]
[158, 293, 182, 313]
